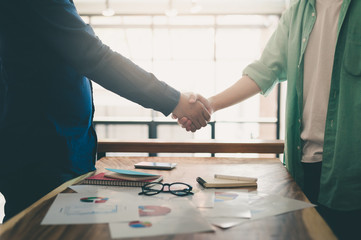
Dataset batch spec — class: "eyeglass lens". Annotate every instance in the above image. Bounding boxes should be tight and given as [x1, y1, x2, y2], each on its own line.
[141, 182, 193, 196]
[168, 183, 192, 196]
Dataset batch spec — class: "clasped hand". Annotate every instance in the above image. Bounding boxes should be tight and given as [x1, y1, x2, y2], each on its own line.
[172, 92, 213, 132]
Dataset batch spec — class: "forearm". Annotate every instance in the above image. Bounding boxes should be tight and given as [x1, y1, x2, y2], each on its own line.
[89, 53, 180, 116]
[208, 75, 261, 112]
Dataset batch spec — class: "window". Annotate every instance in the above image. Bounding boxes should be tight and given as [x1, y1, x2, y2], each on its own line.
[81, 14, 282, 157]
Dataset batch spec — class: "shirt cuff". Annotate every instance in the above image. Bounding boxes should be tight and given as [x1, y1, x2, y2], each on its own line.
[243, 61, 278, 96]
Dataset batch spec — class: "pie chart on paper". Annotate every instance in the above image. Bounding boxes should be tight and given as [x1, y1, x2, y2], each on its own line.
[138, 205, 171, 217]
[129, 221, 152, 228]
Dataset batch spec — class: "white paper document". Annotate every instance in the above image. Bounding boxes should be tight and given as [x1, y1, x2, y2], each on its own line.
[70, 185, 215, 208]
[67, 184, 315, 231]
[248, 192, 316, 219]
[109, 198, 214, 239]
[190, 189, 215, 208]
[207, 191, 315, 229]
[41, 190, 139, 225]
[199, 190, 251, 218]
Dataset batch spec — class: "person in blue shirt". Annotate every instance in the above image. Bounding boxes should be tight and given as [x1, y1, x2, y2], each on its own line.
[0, 0, 211, 222]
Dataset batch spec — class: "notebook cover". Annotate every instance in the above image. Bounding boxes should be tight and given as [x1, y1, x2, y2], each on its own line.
[80, 173, 163, 187]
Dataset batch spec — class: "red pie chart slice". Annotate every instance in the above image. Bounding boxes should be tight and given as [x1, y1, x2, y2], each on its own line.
[138, 205, 171, 217]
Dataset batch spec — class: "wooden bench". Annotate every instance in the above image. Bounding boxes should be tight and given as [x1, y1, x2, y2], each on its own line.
[97, 139, 284, 159]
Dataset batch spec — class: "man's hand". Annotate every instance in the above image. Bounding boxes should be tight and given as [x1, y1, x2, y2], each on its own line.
[175, 75, 260, 131]
[172, 93, 213, 132]
[172, 92, 211, 132]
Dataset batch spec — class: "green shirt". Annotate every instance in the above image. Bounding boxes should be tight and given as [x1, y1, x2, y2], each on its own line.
[243, 0, 360, 211]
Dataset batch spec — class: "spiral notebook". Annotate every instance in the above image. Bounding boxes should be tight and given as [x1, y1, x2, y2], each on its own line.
[80, 172, 163, 187]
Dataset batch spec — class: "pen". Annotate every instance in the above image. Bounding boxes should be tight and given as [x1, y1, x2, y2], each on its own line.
[196, 177, 207, 188]
[214, 174, 257, 182]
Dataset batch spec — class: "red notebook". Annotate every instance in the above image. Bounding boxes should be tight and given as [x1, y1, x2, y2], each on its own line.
[80, 173, 163, 187]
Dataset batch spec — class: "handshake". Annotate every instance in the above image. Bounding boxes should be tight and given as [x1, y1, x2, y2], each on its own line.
[171, 92, 214, 133]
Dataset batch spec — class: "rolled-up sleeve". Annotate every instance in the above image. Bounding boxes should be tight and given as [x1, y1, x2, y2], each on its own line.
[243, 10, 290, 96]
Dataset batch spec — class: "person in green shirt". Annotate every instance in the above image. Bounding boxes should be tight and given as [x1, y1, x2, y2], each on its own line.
[177, 0, 360, 239]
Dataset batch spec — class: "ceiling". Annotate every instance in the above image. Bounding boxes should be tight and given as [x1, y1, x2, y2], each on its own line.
[74, 0, 288, 16]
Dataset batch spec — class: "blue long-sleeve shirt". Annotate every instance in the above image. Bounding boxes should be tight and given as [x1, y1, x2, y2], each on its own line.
[0, 0, 180, 180]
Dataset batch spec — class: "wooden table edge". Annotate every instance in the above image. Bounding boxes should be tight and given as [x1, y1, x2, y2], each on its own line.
[0, 171, 95, 234]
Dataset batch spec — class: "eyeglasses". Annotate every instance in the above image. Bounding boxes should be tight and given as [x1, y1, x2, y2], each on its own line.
[139, 182, 194, 196]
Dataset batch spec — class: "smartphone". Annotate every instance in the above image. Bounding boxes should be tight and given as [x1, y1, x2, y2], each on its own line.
[134, 161, 177, 170]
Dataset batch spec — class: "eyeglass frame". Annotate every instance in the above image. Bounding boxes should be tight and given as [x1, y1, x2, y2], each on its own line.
[138, 182, 194, 196]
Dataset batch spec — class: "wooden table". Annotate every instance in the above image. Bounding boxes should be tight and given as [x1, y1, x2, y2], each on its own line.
[0, 156, 336, 240]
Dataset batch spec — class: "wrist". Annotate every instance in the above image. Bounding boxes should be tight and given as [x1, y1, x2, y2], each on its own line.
[208, 96, 217, 113]
[172, 93, 186, 117]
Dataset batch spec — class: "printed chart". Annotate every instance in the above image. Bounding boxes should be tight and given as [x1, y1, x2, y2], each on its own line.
[109, 199, 213, 238]
[139, 205, 171, 217]
[41, 191, 139, 225]
[129, 221, 152, 228]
